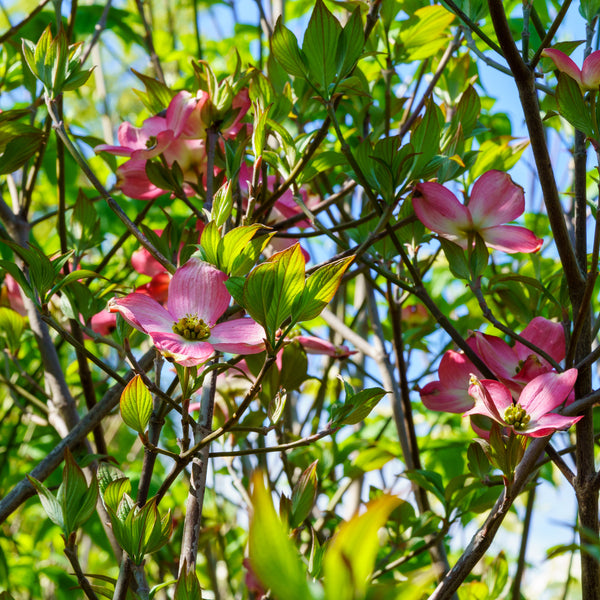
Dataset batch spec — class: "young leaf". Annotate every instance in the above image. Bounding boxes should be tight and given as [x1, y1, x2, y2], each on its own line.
[555, 73, 595, 137]
[302, 0, 342, 93]
[323, 495, 400, 600]
[249, 472, 314, 600]
[271, 18, 308, 79]
[120, 375, 153, 434]
[290, 460, 318, 528]
[292, 256, 353, 322]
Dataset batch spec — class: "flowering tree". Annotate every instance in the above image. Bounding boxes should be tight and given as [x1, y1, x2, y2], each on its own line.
[1, 0, 600, 599]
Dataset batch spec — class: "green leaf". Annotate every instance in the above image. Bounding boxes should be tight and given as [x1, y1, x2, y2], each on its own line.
[211, 181, 233, 228]
[243, 244, 306, 343]
[0, 307, 25, 353]
[131, 69, 177, 115]
[268, 389, 287, 425]
[337, 387, 387, 425]
[57, 449, 98, 533]
[290, 460, 318, 528]
[120, 375, 153, 434]
[323, 495, 400, 600]
[103, 478, 132, 514]
[292, 256, 353, 322]
[27, 476, 64, 531]
[336, 7, 363, 80]
[469, 234, 489, 279]
[439, 238, 470, 280]
[271, 18, 308, 79]
[403, 469, 446, 506]
[302, 0, 342, 94]
[467, 441, 491, 479]
[174, 565, 203, 600]
[249, 472, 314, 600]
[556, 73, 595, 137]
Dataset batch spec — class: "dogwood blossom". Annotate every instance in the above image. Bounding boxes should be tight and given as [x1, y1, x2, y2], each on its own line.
[412, 170, 542, 253]
[465, 370, 581, 437]
[108, 258, 264, 366]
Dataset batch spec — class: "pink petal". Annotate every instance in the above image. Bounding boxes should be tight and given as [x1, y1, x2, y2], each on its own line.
[132, 249, 165, 277]
[542, 49, 583, 86]
[421, 380, 474, 413]
[210, 318, 266, 354]
[524, 413, 583, 437]
[480, 224, 543, 253]
[90, 310, 117, 336]
[471, 332, 518, 380]
[151, 331, 215, 366]
[117, 160, 164, 200]
[469, 171, 525, 228]
[108, 293, 174, 334]
[412, 182, 472, 244]
[167, 258, 230, 325]
[519, 369, 578, 418]
[295, 335, 356, 358]
[166, 91, 197, 137]
[438, 349, 480, 390]
[581, 50, 600, 89]
[516, 317, 565, 363]
[465, 379, 512, 423]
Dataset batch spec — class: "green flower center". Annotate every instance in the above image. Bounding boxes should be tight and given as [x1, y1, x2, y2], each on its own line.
[145, 135, 158, 149]
[172, 315, 211, 341]
[504, 403, 531, 430]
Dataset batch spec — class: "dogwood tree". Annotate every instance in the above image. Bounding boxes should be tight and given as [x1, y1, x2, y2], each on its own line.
[0, 0, 599, 599]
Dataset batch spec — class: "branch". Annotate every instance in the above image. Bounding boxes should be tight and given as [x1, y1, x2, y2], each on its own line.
[0, 350, 155, 524]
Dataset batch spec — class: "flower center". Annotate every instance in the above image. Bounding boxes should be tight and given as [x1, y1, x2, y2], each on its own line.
[503, 403, 531, 430]
[145, 135, 158, 149]
[172, 315, 211, 341]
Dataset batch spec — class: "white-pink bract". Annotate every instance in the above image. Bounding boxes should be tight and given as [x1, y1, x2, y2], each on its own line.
[108, 258, 265, 367]
[543, 48, 600, 91]
[465, 369, 581, 437]
[412, 170, 542, 253]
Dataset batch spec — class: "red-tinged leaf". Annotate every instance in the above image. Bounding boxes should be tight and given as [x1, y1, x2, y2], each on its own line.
[120, 375, 153, 434]
[249, 472, 314, 600]
[323, 495, 401, 600]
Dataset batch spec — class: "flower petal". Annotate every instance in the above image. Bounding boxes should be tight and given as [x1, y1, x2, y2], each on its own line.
[117, 160, 164, 200]
[412, 182, 471, 241]
[210, 318, 266, 354]
[581, 50, 600, 89]
[524, 412, 583, 437]
[108, 293, 174, 334]
[519, 369, 578, 418]
[166, 91, 197, 137]
[542, 49, 583, 86]
[465, 378, 512, 423]
[471, 332, 518, 380]
[167, 258, 230, 324]
[480, 224, 543, 253]
[151, 331, 215, 366]
[516, 317, 565, 363]
[469, 170, 525, 228]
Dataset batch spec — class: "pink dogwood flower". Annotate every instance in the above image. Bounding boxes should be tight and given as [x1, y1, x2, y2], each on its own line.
[543, 48, 600, 91]
[412, 170, 543, 253]
[465, 369, 581, 437]
[108, 258, 265, 367]
[470, 317, 565, 394]
[420, 317, 566, 415]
